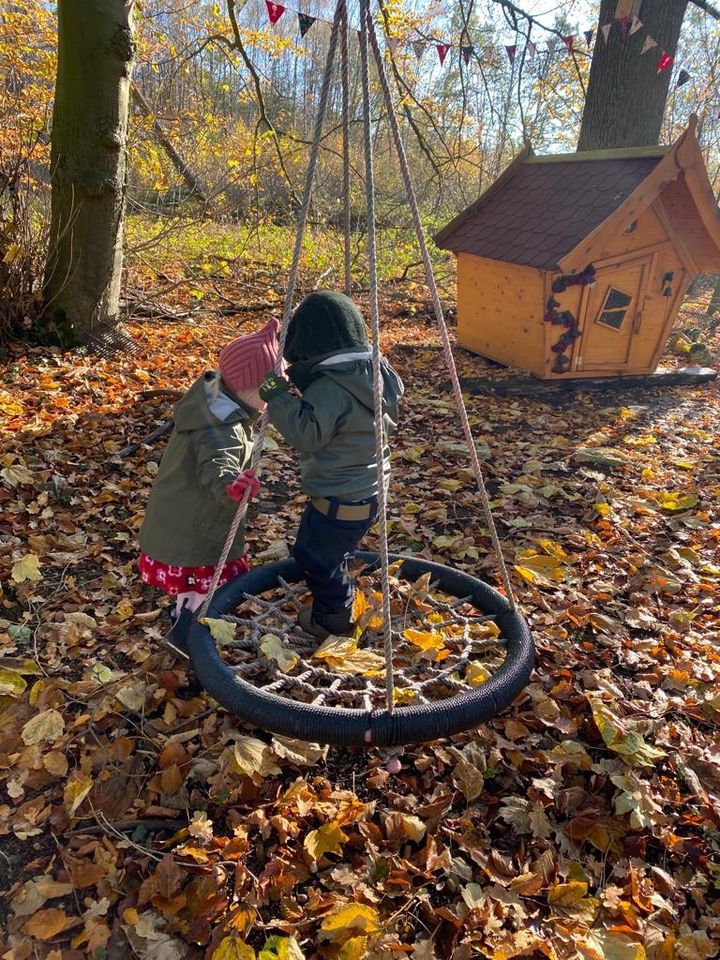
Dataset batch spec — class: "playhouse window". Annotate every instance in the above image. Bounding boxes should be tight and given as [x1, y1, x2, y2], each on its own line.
[596, 287, 632, 330]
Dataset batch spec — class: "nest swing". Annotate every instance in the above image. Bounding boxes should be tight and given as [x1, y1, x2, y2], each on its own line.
[182, 0, 534, 747]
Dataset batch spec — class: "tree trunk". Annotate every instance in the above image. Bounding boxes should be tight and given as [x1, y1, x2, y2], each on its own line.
[42, 0, 135, 346]
[577, 0, 688, 152]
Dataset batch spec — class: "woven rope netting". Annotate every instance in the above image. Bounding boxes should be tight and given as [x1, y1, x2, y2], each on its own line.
[207, 567, 509, 711]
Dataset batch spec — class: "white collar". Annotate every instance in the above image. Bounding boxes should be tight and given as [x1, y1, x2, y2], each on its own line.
[318, 350, 372, 367]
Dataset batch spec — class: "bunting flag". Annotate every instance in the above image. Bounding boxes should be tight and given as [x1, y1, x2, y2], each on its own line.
[265, 1, 285, 24]
[657, 50, 674, 74]
[641, 34, 658, 55]
[298, 12, 315, 37]
[265, 0, 285, 25]
[614, 0, 639, 18]
[244, 0, 690, 89]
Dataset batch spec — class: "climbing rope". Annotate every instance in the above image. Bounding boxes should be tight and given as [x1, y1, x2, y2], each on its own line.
[199, 0, 516, 685]
[358, 0, 395, 711]
[198, 0, 346, 621]
[364, 9, 516, 608]
[340, 4, 352, 296]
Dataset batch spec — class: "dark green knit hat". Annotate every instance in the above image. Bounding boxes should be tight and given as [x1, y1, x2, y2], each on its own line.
[284, 291, 369, 363]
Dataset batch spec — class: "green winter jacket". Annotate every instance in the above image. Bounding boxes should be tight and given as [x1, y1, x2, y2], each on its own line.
[266, 353, 404, 499]
[139, 372, 257, 566]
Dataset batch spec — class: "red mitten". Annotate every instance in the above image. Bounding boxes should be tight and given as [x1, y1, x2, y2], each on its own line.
[226, 469, 261, 503]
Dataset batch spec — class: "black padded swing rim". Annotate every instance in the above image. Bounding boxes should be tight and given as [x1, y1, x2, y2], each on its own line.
[187, 552, 534, 747]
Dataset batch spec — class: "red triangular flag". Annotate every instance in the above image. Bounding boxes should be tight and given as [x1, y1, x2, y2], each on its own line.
[657, 50, 673, 74]
[436, 43, 450, 65]
[265, 1, 285, 25]
[505, 44, 517, 64]
[562, 35, 574, 53]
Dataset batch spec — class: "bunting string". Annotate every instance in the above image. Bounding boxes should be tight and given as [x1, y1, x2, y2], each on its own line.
[248, 0, 692, 86]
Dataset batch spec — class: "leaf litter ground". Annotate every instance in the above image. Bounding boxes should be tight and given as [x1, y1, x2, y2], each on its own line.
[0, 288, 719, 960]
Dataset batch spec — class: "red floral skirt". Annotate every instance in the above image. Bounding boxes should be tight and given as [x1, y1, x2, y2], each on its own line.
[138, 553, 250, 597]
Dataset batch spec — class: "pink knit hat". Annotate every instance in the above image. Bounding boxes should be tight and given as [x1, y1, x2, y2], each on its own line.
[219, 318, 280, 394]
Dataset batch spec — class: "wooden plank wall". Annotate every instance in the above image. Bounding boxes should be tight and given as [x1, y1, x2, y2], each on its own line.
[456, 254, 546, 376]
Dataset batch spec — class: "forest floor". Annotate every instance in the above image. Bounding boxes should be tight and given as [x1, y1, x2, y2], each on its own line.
[1, 262, 719, 960]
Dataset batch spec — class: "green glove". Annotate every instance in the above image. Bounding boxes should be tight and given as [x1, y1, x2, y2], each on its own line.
[259, 371, 290, 401]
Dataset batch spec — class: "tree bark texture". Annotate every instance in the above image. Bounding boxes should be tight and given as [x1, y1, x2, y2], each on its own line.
[42, 0, 136, 345]
[577, 0, 688, 152]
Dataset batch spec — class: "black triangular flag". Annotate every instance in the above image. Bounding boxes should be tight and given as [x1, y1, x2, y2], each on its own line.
[584, 28, 594, 46]
[298, 12, 316, 38]
[461, 45, 473, 64]
[676, 68, 691, 88]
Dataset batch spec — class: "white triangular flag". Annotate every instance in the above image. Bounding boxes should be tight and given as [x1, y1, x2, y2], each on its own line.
[629, 16, 643, 35]
[387, 37, 399, 55]
[600, 23, 612, 43]
[641, 34, 657, 55]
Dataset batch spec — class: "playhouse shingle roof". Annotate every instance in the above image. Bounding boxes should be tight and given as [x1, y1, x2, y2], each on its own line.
[434, 152, 665, 271]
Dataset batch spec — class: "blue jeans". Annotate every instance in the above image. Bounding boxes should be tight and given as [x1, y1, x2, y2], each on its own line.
[293, 497, 378, 632]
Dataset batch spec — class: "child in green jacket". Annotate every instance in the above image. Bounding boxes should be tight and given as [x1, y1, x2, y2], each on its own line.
[139, 319, 279, 650]
[259, 292, 404, 639]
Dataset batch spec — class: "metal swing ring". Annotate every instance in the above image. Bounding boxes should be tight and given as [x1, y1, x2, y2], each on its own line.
[187, 552, 534, 747]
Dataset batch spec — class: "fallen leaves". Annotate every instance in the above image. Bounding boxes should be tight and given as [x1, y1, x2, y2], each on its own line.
[10, 553, 42, 583]
[313, 634, 385, 676]
[21, 708, 65, 745]
[1, 293, 719, 959]
[304, 820, 348, 860]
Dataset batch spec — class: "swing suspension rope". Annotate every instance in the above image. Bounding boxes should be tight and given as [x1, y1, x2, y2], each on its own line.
[198, 0, 517, 716]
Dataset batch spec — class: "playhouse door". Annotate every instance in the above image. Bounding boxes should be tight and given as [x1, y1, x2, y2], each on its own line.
[579, 258, 650, 371]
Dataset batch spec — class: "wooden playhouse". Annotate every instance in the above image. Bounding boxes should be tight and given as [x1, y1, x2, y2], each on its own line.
[434, 118, 720, 379]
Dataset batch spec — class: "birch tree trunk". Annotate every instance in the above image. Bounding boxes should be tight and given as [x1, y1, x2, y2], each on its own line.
[42, 0, 136, 346]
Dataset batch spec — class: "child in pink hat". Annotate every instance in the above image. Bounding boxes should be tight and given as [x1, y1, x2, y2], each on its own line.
[138, 319, 279, 655]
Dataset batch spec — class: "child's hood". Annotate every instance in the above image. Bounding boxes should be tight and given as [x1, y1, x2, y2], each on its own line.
[309, 356, 404, 413]
[172, 372, 258, 432]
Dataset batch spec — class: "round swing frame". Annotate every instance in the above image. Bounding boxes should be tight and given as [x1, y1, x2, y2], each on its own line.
[188, 553, 534, 747]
